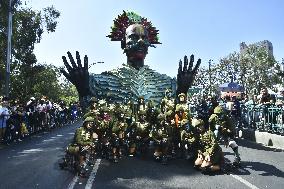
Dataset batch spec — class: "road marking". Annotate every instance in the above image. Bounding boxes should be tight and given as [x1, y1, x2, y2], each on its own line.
[67, 175, 79, 189]
[85, 159, 102, 189]
[230, 174, 260, 189]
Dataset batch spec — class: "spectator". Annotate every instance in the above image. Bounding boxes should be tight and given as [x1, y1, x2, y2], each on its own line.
[26, 97, 37, 133]
[258, 87, 274, 105]
[0, 97, 11, 145]
[275, 88, 284, 107]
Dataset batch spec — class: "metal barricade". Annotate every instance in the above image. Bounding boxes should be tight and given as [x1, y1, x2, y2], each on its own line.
[241, 103, 284, 135]
[267, 107, 283, 134]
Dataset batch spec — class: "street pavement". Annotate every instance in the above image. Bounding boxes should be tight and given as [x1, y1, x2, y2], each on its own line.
[0, 121, 283, 189]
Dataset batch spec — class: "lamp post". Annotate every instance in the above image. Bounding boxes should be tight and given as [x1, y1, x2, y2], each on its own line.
[281, 58, 284, 84]
[5, 0, 20, 97]
[5, 0, 13, 97]
[208, 59, 213, 95]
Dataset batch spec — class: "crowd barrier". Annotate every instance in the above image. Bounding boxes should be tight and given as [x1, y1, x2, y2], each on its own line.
[239, 104, 284, 135]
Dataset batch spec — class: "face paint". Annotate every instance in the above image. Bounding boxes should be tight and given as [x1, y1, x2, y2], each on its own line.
[166, 91, 172, 98]
[179, 96, 185, 102]
[124, 24, 151, 60]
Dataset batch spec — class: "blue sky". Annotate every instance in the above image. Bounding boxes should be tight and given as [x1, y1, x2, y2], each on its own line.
[29, 0, 284, 78]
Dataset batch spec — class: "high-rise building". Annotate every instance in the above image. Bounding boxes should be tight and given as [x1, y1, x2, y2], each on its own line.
[240, 40, 273, 56]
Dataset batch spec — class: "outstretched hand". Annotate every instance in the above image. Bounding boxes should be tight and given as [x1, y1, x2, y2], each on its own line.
[60, 51, 91, 98]
[176, 55, 201, 96]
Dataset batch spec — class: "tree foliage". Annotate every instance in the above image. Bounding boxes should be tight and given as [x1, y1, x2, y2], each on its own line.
[0, 1, 78, 104]
[240, 44, 281, 93]
[194, 44, 281, 96]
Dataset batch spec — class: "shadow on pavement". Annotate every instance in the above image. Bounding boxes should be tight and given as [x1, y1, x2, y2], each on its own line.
[94, 151, 203, 189]
[231, 161, 284, 178]
[236, 138, 283, 152]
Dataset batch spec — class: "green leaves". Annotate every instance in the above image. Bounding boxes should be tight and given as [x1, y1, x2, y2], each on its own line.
[194, 43, 281, 96]
[0, 0, 71, 103]
[43, 6, 60, 33]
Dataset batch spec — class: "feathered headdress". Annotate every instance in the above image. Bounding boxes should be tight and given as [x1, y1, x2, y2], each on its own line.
[107, 11, 161, 45]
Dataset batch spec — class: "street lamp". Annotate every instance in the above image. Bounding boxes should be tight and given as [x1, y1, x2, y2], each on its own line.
[5, 0, 20, 97]
[5, 0, 15, 97]
[208, 59, 213, 95]
[88, 61, 104, 69]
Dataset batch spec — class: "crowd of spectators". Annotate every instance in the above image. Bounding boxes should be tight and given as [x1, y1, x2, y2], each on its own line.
[0, 96, 81, 145]
[188, 86, 284, 134]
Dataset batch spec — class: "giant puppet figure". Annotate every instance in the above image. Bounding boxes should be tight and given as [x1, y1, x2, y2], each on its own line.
[61, 11, 201, 107]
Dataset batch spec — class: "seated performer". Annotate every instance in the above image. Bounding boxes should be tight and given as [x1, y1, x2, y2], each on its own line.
[151, 113, 171, 164]
[127, 110, 151, 156]
[209, 105, 241, 165]
[111, 108, 128, 163]
[194, 118, 223, 173]
[66, 117, 95, 176]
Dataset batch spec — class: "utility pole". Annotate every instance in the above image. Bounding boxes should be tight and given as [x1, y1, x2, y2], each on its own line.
[208, 59, 212, 95]
[5, 0, 13, 97]
[282, 58, 284, 84]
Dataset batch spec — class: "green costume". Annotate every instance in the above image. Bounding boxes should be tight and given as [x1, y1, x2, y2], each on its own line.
[209, 105, 235, 138]
[67, 117, 94, 154]
[199, 130, 223, 165]
[74, 127, 93, 146]
[112, 108, 128, 137]
[160, 89, 175, 113]
[128, 110, 150, 150]
[151, 113, 171, 163]
[151, 113, 171, 143]
[209, 106, 241, 165]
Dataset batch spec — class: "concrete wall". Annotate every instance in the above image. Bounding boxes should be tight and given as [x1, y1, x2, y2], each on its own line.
[240, 128, 284, 150]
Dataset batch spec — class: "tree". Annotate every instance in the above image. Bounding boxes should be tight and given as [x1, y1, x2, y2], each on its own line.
[0, 0, 60, 95]
[193, 44, 281, 97]
[59, 78, 79, 105]
[240, 44, 281, 94]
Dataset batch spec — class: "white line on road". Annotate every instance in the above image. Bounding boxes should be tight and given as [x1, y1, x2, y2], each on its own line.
[67, 175, 79, 189]
[85, 159, 102, 189]
[230, 174, 260, 189]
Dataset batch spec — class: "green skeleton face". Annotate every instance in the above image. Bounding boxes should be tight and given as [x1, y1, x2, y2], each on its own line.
[125, 24, 149, 61]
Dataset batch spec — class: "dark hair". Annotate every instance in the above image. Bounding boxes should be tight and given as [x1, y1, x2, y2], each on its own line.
[2, 96, 9, 101]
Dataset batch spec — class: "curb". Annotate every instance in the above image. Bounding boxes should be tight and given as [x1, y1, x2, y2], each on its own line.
[239, 128, 284, 150]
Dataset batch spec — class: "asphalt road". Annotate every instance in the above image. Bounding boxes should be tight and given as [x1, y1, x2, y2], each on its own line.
[0, 121, 283, 189]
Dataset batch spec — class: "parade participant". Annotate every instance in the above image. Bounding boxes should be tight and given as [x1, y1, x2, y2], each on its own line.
[125, 100, 134, 127]
[127, 110, 150, 157]
[209, 105, 241, 165]
[194, 118, 223, 173]
[61, 11, 201, 107]
[195, 98, 210, 129]
[176, 93, 190, 117]
[83, 97, 98, 119]
[180, 118, 199, 161]
[138, 96, 147, 112]
[151, 113, 171, 164]
[160, 89, 175, 114]
[66, 117, 95, 176]
[131, 96, 147, 122]
[173, 105, 190, 157]
[164, 110, 176, 156]
[146, 100, 160, 131]
[111, 108, 128, 163]
[175, 105, 190, 130]
[97, 105, 113, 159]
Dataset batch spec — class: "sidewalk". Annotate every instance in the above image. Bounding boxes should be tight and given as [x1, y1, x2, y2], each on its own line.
[0, 143, 5, 150]
[240, 128, 284, 150]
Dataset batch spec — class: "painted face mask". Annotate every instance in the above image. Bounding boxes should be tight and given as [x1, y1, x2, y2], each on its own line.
[124, 24, 153, 60]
